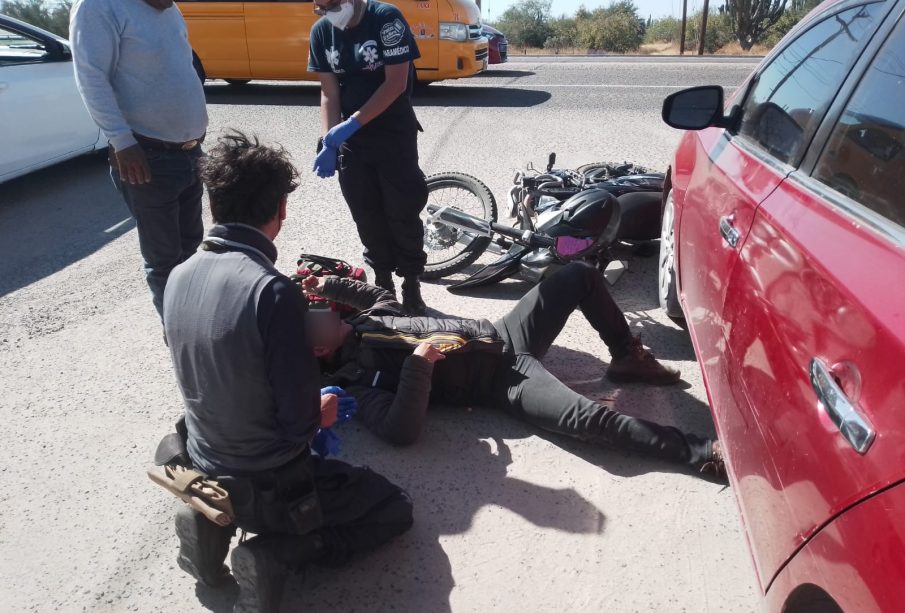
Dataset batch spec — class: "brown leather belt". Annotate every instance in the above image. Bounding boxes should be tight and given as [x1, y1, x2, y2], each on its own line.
[134, 132, 205, 151]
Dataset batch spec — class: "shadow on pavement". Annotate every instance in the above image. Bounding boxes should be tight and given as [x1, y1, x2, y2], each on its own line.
[202, 81, 552, 108]
[478, 69, 537, 78]
[0, 153, 132, 298]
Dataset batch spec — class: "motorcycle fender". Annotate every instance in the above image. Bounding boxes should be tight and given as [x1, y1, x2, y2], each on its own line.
[448, 246, 526, 292]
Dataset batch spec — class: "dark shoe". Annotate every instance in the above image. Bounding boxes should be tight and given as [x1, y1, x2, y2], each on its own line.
[606, 336, 681, 385]
[402, 276, 427, 316]
[231, 537, 289, 613]
[374, 270, 396, 297]
[175, 505, 235, 587]
[698, 440, 728, 481]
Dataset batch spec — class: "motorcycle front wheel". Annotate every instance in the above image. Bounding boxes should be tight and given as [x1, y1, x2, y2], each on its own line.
[421, 172, 498, 280]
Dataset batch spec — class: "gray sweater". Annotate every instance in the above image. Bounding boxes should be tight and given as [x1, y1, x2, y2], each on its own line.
[70, 0, 207, 151]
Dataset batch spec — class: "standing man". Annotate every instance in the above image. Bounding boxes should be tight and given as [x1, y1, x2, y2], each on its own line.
[164, 133, 413, 612]
[70, 0, 207, 319]
[308, 0, 430, 315]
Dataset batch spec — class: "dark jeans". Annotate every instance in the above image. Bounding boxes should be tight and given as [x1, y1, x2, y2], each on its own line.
[337, 129, 428, 278]
[490, 262, 712, 467]
[221, 455, 413, 568]
[111, 144, 204, 317]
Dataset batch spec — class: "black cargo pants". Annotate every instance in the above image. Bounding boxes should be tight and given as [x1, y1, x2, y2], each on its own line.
[337, 119, 428, 278]
[489, 262, 712, 467]
[213, 454, 413, 568]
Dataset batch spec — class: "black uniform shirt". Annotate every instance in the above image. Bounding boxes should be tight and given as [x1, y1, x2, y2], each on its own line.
[308, 0, 420, 125]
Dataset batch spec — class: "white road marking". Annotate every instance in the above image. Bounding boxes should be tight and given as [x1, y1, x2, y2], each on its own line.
[439, 83, 740, 89]
[104, 218, 132, 233]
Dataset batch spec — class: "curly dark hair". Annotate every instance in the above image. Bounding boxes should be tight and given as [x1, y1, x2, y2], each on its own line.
[200, 131, 300, 227]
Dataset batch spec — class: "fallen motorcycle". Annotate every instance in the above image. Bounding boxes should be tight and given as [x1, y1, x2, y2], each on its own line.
[420, 153, 665, 291]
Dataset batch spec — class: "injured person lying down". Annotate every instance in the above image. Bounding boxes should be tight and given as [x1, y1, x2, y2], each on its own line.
[302, 261, 724, 478]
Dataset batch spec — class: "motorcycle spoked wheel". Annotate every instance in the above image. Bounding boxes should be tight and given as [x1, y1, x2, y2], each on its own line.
[421, 172, 498, 280]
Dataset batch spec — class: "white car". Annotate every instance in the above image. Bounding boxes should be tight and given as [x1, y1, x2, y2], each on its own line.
[0, 15, 104, 184]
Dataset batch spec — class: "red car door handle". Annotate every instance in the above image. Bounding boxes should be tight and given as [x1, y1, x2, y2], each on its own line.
[809, 358, 876, 454]
[720, 215, 741, 248]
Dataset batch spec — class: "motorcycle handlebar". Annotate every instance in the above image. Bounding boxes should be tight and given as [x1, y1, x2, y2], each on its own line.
[489, 221, 555, 248]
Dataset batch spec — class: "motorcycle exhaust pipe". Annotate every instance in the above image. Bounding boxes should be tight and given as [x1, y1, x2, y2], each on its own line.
[427, 206, 493, 237]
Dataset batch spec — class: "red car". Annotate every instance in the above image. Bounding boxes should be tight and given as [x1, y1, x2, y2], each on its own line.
[482, 24, 507, 64]
[659, 0, 905, 610]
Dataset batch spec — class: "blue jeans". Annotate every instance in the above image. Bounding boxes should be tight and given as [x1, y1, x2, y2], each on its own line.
[111, 145, 204, 317]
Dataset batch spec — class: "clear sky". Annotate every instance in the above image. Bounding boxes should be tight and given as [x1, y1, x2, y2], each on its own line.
[480, 0, 705, 22]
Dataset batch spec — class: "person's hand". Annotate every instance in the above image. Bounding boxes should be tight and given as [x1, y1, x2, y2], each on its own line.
[301, 275, 322, 294]
[413, 342, 446, 364]
[115, 144, 152, 185]
[323, 117, 362, 149]
[321, 385, 358, 423]
[313, 145, 338, 178]
[320, 393, 338, 428]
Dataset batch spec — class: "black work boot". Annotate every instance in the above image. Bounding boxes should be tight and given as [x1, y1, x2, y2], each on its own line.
[174, 505, 235, 587]
[231, 533, 325, 613]
[606, 336, 681, 385]
[374, 270, 396, 297]
[402, 276, 427, 316]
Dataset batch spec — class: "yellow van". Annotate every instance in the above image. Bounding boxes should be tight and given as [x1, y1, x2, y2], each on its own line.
[178, 0, 489, 84]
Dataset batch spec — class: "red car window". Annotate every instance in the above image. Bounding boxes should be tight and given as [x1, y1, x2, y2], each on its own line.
[738, 3, 884, 165]
[814, 15, 905, 228]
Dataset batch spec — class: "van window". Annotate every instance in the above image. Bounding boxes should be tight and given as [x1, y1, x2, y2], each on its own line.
[814, 18, 905, 228]
[737, 3, 883, 165]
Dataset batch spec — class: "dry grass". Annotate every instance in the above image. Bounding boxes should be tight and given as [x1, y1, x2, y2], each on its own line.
[713, 41, 771, 55]
[639, 42, 682, 55]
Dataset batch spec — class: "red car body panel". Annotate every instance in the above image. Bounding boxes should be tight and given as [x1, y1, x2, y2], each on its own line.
[765, 480, 905, 612]
[669, 0, 905, 608]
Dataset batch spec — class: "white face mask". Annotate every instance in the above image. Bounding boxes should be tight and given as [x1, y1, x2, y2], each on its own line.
[326, 2, 355, 30]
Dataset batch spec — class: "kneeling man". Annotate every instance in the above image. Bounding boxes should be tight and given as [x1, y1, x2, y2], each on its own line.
[163, 133, 413, 613]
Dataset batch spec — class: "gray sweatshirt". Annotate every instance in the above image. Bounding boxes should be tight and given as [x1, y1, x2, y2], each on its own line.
[70, 0, 207, 151]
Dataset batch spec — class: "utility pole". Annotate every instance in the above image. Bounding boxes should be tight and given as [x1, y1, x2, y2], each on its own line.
[679, 0, 688, 55]
[698, 0, 710, 56]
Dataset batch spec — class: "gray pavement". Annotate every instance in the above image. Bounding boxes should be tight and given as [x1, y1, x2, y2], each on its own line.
[0, 57, 763, 613]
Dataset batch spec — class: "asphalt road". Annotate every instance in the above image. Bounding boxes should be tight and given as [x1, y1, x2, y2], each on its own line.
[0, 56, 763, 613]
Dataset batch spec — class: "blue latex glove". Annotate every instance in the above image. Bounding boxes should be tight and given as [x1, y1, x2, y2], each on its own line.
[313, 145, 338, 178]
[321, 385, 358, 423]
[323, 117, 362, 149]
[312, 428, 342, 457]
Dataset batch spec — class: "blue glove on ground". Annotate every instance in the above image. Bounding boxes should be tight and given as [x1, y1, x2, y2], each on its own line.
[323, 117, 362, 149]
[313, 145, 338, 178]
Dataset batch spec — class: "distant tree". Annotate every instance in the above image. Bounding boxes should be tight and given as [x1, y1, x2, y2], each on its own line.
[575, 1, 644, 53]
[722, 0, 788, 50]
[1, 0, 72, 38]
[494, 0, 553, 48]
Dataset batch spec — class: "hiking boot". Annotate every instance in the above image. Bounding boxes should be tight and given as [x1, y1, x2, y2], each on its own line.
[175, 505, 235, 587]
[698, 440, 728, 481]
[231, 537, 289, 613]
[606, 336, 681, 385]
[374, 271, 396, 297]
[402, 276, 427, 316]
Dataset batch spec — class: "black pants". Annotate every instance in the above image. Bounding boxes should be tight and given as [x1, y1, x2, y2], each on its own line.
[221, 455, 413, 568]
[338, 127, 428, 278]
[490, 262, 712, 467]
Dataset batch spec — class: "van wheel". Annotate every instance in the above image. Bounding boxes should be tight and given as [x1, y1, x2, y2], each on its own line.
[658, 190, 685, 327]
[225, 79, 251, 86]
[191, 51, 206, 83]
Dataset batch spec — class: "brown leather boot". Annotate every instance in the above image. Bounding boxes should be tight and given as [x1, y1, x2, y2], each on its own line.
[606, 336, 681, 385]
